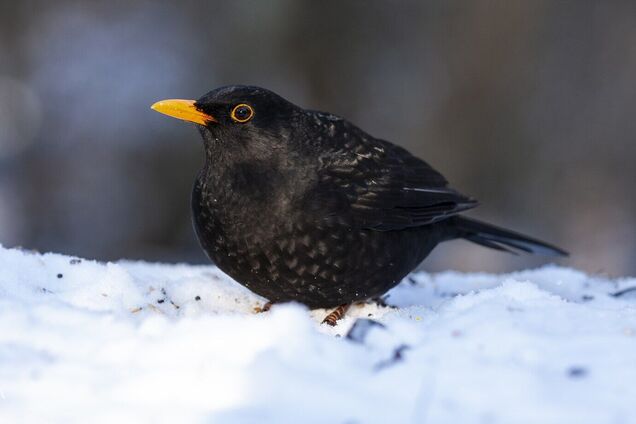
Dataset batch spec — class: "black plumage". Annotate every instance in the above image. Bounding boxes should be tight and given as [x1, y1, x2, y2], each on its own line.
[152, 85, 567, 309]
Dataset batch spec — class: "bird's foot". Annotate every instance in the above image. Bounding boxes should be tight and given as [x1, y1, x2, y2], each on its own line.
[322, 303, 351, 326]
[253, 301, 273, 314]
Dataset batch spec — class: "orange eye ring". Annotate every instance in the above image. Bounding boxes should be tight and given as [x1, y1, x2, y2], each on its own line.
[230, 104, 254, 123]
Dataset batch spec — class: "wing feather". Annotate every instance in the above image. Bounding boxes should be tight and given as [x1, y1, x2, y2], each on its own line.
[316, 135, 477, 231]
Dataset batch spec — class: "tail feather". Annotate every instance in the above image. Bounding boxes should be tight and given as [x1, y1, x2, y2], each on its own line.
[452, 216, 568, 257]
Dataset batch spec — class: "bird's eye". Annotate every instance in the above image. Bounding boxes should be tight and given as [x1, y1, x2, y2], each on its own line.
[230, 104, 254, 123]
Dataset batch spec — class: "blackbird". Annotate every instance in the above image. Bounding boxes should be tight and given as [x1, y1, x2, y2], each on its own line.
[152, 85, 566, 324]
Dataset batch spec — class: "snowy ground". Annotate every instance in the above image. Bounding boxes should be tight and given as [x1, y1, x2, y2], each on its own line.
[0, 245, 635, 423]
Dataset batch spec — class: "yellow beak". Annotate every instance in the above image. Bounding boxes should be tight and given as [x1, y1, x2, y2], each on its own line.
[150, 99, 217, 125]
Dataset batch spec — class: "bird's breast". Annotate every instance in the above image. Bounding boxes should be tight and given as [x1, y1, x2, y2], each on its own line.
[191, 161, 310, 248]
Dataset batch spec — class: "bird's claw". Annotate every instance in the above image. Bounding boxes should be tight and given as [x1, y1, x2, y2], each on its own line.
[322, 303, 351, 326]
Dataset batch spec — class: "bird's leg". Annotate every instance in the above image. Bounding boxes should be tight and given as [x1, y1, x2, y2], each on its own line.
[322, 304, 351, 326]
[253, 301, 273, 313]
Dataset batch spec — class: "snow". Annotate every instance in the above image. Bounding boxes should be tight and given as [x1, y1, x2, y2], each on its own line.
[1, 245, 635, 423]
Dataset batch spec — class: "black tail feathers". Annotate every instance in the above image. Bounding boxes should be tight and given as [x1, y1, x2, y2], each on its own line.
[452, 216, 568, 257]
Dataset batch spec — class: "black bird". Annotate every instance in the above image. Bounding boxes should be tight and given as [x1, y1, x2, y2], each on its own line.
[151, 86, 566, 324]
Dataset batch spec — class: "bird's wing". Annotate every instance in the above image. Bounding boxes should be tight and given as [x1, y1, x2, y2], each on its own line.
[315, 138, 478, 231]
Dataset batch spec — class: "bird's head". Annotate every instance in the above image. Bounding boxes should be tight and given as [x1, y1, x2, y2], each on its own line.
[151, 85, 301, 158]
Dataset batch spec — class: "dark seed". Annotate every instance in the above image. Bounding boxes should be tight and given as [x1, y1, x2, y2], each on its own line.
[56, 273, 63, 279]
[195, 296, 201, 301]
[346, 318, 386, 343]
[611, 286, 636, 297]
[567, 366, 588, 378]
[375, 344, 411, 371]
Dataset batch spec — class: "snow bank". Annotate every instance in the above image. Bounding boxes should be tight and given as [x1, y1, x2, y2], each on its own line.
[0, 245, 635, 423]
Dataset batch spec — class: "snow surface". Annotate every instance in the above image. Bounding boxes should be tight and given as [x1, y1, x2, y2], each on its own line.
[1, 245, 635, 423]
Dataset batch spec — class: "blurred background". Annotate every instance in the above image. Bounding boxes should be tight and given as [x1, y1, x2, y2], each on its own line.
[0, 0, 635, 276]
